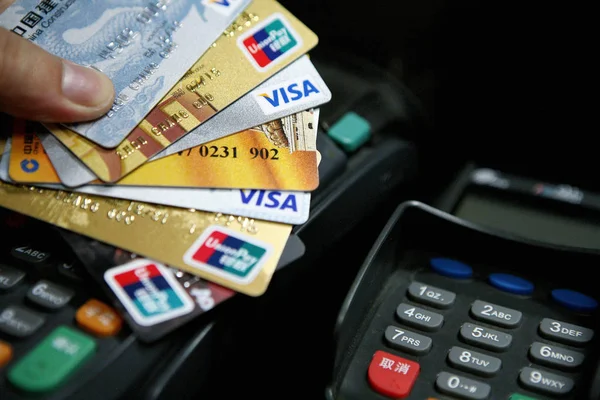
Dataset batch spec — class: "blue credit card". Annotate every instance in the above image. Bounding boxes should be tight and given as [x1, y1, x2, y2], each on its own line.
[0, 0, 251, 148]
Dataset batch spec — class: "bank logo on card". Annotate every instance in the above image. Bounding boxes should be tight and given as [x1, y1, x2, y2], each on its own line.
[183, 226, 273, 284]
[254, 75, 323, 115]
[104, 259, 194, 326]
[202, 0, 244, 16]
[238, 13, 302, 71]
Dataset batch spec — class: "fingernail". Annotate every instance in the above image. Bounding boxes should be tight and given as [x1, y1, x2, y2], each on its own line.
[61, 61, 114, 109]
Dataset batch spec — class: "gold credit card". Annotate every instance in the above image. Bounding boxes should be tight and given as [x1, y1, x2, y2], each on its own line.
[10, 111, 319, 190]
[46, 0, 318, 183]
[0, 180, 291, 296]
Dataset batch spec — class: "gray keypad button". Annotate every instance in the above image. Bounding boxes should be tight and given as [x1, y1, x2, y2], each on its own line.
[384, 325, 432, 355]
[396, 303, 444, 331]
[529, 342, 584, 370]
[460, 323, 512, 351]
[539, 318, 594, 346]
[447, 346, 502, 376]
[519, 367, 574, 396]
[0, 306, 45, 337]
[27, 280, 75, 310]
[11, 245, 50, 264]
[470, 300, 522, 328]
[0, 264, 25, 290]
[436, 371, 491, 400]
[407, 282, 455, 308]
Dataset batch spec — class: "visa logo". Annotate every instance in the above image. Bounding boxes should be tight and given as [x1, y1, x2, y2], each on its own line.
[240, 190, 298, 212]
[253, 75, 324, 116]
[201, 0, 243, 16]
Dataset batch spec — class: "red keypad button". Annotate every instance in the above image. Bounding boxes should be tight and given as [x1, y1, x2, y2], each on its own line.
[368, 350, 420, 398]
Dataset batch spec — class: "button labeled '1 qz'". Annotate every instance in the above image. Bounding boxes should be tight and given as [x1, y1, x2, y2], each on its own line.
[407, 282, 455, 308]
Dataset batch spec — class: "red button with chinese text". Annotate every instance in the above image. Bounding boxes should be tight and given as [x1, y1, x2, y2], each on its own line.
[368, 350, 420, 398]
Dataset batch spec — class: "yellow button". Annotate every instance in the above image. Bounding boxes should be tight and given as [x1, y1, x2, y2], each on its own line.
[76, 299, 122, 337]
[0, 340, 13, 368]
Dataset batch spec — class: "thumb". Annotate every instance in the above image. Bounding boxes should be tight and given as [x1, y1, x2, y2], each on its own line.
[0, 27, 115, 123]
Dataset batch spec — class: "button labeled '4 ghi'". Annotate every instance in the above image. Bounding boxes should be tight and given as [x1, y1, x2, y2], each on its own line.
[368, 350, 420, 399]
[408, 282, 455, 309]
[396, 303, 444, 332]
[384, 325, 432, 355]
[470, 300, 522, 328]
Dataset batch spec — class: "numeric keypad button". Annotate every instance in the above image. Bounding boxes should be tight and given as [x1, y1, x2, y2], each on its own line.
[396, 303, 443, 331]
[460, 323, 512, 351]
[447, 346, 501, 377]
[519, 367, 573, 396]
[470, 300, 522, 328]
[529, 342, 584, 370]
[539, 318, 593, 346]
[436, 371, 491, 400]
[384, 325, 432, 355]
[407, 282, 455, 309]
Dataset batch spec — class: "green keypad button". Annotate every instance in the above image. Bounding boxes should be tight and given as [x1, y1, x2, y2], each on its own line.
[509, 394, 538, 400]
[327, 111, 371, 152]
[8, 325, 96, 392]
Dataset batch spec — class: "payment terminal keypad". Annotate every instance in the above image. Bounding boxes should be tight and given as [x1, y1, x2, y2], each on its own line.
[0, 211, 131, 399]
[361, 258, 598, 399]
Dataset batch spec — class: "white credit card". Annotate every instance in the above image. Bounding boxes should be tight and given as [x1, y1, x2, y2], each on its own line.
[38, 55, 331, 187]
[0, 138, 311, 225]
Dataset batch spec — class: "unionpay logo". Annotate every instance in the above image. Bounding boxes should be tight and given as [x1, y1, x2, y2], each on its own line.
[254, 75, 323, 115]
[238, 13, 302, 71]
[183, 226, 273, 284]
[104, 259, 194, 326]
[201, 0, 244, 16]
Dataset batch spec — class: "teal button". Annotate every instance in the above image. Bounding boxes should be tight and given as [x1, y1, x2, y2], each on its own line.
[327, 112, 371, 152]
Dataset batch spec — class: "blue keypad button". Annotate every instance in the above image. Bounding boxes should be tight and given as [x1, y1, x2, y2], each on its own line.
[489, 273, 534, 295]
[430, 258, 473, 279]
[552, 289, 598, 313]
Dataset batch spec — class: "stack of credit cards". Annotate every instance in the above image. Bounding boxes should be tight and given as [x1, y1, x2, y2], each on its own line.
[0, 0, 331, 339]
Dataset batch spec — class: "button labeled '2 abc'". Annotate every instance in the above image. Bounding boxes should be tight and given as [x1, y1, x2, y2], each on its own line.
[470, 300, 522, 328]
[384, 325, 432, 355]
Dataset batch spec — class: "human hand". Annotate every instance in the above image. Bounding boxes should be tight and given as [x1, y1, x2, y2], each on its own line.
[0, 0, 115, 122]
